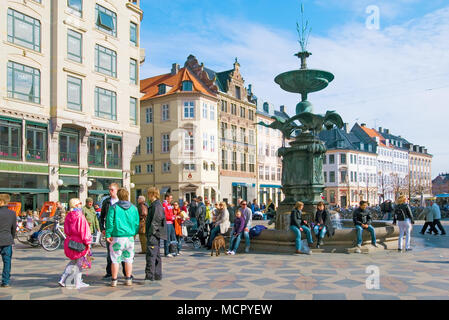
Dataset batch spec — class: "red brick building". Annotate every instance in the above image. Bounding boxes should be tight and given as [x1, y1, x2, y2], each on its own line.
[432, 173, 449, 195]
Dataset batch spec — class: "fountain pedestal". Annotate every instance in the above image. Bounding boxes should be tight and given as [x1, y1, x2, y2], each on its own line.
[275, 132, 326, 231]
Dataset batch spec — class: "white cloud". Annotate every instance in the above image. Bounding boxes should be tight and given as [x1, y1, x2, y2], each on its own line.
[140, 7, 449, 178]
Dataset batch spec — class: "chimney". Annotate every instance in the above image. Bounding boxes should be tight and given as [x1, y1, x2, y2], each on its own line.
[361, 123, 366, 127]
[385, 129, 390, 134]
[378, 127, 383, 133]
[171, 63, 180, 75]
[248, 84, 252, 94]
[343, 123, 349, 133]
[424, 148, 428, 154]
[280, 105, 285, 113]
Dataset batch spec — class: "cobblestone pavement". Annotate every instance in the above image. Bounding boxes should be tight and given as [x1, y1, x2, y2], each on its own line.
[1, 222, 449, 300]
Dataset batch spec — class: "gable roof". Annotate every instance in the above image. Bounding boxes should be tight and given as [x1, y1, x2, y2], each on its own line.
[140, 67, 216, 101]
[319, 128, 362, 151]
[351, 123, 389, 148]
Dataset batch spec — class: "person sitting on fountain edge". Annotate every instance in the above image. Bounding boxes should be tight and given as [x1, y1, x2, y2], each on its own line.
[353, 201, 378, 253]
[290, 201, 313, 255]
[314, 201, 334, 249]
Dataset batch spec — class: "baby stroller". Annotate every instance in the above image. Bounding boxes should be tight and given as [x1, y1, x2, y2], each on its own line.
[185, 220, 210, 250]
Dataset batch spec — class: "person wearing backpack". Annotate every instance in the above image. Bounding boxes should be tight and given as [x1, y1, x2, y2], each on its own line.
[393, 196, 415, 252]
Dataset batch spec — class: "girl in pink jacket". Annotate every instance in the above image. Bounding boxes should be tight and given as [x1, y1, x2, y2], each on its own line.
[58, 198, 92, 288]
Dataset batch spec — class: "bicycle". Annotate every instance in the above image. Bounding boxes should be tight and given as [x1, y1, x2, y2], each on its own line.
[41, 218, 66, 252]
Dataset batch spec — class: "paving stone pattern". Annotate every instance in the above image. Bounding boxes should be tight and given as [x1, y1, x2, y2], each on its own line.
[1, 223, 449, 300]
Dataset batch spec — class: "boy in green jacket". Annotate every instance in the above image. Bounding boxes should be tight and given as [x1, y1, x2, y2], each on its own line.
[105, 188, 140, 287]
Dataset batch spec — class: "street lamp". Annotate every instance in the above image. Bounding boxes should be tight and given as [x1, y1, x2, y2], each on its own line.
[57, 179, 64, 186]
[86, 180, 93, 187]
[130, 183, 136, 189]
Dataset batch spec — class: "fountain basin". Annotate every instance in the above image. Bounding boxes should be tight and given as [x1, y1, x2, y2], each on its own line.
[229, 220, 399, 254]
[274, 69, 334, 95]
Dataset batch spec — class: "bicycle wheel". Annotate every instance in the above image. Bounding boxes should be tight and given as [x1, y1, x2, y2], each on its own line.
[38, 230, 52, 245]
[41, 232, 61, 252]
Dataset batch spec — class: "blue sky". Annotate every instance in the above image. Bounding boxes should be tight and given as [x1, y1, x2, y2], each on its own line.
[139, 1, 449, 178]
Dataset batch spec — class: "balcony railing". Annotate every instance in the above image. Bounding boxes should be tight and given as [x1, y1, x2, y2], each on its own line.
[107, 156, 121, 169]
[0, 145, 20, 160]
[26, 149, 47, 162]
[88, 154, 104, 167]
[60, 152, 78, 165]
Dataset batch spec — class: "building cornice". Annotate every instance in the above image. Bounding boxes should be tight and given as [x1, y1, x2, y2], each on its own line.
[125, 2, 144, 21]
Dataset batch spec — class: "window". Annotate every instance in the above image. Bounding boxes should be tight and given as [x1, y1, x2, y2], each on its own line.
[7, 9, 41, 52]
[162, 162, 171, 173]
[96, 4, 117, 37]
[271, 167, 276, 181]
[162, 104, 169, 121]
[88, 134, 104, 167]
[68, 0, 83, 16]
[360, 142, 364, 150]
[221, 100, 228, 112]
[277, 167, 281, 181]
[158, 84, 166, 95]
[240, 128, 246, 143]
[130, 98, 137, 125]
[329, 154, 335, 164]
[202, 133, 208, 151]
[222, 150, 228, 170]
[95, 44, 117, 77]
[210, 105, 215, 121]
[341, 171, 347, 183]
[182, 81, 193, 91]
[323, 155, 327, 164]
[145, 107, 153, 124]
[235, 86, 241, 100]
[232, 152, 237, 171]
[329, 171, 336, 183]
[231, 103, 237, 115]
[240, 153, 246, 171]
[26, 124, 47, 162]
[60, 129, 79, 165]
[210, 162, 216, 171]
[203, 161, 208, 171]
[146, 137, 153, 154]
[220, 122, 227, 139]
[340, 154, 346, 165]
[0, 119, 21, 161]
[271, 145, 276, 157]
[94, 87, 116, 120]
[202, 103, 208, 119]
[184, 102, 195, 119]
[162, 134, 170, 153]
[324, 172, 327, 183]
[231, 125, 237, 141]
[130, 59, 137, 84]
[135, 141, 140, 156]
[107, 136, 121, 169]
[130, 22, 137, 46]
[249, 155, 255, 173]
[135, 165, 141, 174]
[354, 172, 357, 182]
[249, 130, 255, 145]
[67, 29, 82, 63]
[265, 144, 269, 157]
[265, 166, 270, 180]
[67, 76, 82, 111]
[7, 61, 40, 104]
[259, 166, 264, 180]
[330, 191, 335, 203]
[210, 135, 215, 152]
[248, 110, 254, 121]
[240, 106, 246, 118]
[351, 171, 354, 182]
[147, 164, 154, 173]
[184, 163, 196, 171]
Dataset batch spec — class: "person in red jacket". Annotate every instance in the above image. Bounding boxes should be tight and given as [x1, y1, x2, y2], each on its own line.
[163, 193, 177, 257]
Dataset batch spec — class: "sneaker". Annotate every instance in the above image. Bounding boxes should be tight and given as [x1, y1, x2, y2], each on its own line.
[111, 279, 118, 287]
[58, 280, 65, 287]
[77, 282, 90, 289]
[124, 278, 133, 286]
[355, 248, 362, 254]
[177, 251, 183, 255]
[244, 247, 250, 253]
[154, 276, 162, 281]
[419, 231, 425, 235]
[1, 284, 11, 288]
[356, 244, 362, 248]
[372, 243, 378, 248]
[166, 253, 174, 258]
[230, 251, 235, 255]
[102, 275, 112, 281]
[226, 251, 231, 255]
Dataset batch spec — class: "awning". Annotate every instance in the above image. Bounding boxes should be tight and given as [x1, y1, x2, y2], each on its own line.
[436, 194, 449, 198]
[88, 190, 109, 195]
[0, 188, 50, 194]
[160, 187, 171, 195]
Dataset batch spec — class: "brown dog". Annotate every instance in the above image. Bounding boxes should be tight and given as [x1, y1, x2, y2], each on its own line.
[211, 235, 226, 256]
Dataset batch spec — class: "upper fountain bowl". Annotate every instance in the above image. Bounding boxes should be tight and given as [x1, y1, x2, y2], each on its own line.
[275, 69, 334, 95]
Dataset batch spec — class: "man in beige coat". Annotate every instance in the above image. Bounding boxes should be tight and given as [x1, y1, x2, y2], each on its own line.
[137, 196, 149, 254]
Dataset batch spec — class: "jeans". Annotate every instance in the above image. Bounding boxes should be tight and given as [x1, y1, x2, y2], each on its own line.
[207, 226, 220, 248]
[398, 219, 412, 250]
[164, 224, 177, 256]
[0, 246, 12, 285]
[433, 219, 446, 234]
[176, 235, 183, 252]
[313, 225, 327, 239]
[243, 230, 250, 249]
[290, 225, 313, 251]
[229, 233, 242, 252]
[355, 225, 376, 246]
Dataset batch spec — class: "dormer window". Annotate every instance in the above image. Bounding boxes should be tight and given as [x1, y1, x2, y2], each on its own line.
[182, 80, 193, 91]
[263, 102, 269, 113]
[158, 84, 166, 95]
[235, 86, 241, 100]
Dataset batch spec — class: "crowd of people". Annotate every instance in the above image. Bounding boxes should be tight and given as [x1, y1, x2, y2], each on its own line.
[0, 187, 447, 289]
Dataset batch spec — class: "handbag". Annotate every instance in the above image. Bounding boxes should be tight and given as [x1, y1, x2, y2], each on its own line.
[181, 225, 188, 237]
[68, 240, 86, 252]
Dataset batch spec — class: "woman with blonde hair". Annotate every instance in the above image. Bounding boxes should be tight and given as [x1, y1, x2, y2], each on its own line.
[393, 195, 414, 252]
[59, 198, 92, 288]
[290, 201, 313, 255]
[206, 201, 230, 249]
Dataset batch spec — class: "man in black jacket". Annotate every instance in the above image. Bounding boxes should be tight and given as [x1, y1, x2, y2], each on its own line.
[145, 187, 167, 281]
[100, 183, 126, 280]
[0, 194, 17, 288]
[196, 196, 207, 246]
[353, 201, 378, 253]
